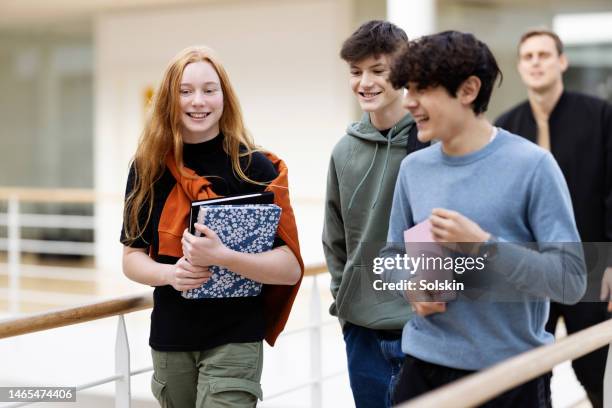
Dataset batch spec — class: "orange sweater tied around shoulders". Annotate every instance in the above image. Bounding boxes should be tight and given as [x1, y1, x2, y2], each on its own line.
[158, 152, 304, 346]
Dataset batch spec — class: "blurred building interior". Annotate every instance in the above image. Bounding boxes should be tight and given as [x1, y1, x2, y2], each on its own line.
[0, 1, 610, 406]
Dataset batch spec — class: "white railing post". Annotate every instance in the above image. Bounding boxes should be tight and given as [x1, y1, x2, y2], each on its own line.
[309, 275, 322, 408]
[604, 340, 611, 408]
[7, 194, 20, 314]
[115, 315, 131, 408]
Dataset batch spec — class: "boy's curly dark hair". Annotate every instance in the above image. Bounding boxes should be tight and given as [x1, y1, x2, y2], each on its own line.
[340, 20, 408, 63]
[390, 31, 502, 114]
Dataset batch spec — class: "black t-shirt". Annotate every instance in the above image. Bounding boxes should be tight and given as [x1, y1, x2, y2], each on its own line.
[120, 133, 280, 351]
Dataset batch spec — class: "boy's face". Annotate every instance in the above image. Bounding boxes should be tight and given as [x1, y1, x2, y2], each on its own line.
[517, 35, 567, 93]
[349, 54, 402, 115]
[402, 82, 465, 143]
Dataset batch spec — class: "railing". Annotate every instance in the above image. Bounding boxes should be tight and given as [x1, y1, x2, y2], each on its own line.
[398, 317, 612, 407]
[0, 264, 343, 408]
[0, 188, 105, 314]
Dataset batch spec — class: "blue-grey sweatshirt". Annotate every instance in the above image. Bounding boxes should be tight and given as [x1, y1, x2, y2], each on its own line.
[381, 129, 586, 370]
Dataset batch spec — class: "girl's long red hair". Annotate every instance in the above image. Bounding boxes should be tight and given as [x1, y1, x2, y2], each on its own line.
[123, 46, 259, 244]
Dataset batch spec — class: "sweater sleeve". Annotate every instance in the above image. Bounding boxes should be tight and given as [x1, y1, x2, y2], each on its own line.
[488, 153, 586, 304]
[322, 154, 347, 299]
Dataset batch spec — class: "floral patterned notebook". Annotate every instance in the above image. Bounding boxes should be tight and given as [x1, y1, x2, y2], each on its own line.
[181, 204, 282, 299]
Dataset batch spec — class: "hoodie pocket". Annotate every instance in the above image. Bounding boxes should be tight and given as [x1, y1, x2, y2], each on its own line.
[336, 266, 364, 317]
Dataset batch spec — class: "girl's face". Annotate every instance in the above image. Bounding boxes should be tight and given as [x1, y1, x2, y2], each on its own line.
[179, 61, 224, 143]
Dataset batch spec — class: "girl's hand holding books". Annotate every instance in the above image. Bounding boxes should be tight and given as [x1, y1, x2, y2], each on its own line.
[168, 257, 212, 291]
[182, 224, 232, 268]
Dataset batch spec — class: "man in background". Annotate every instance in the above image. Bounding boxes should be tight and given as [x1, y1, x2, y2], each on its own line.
[496, 28, 612, 408]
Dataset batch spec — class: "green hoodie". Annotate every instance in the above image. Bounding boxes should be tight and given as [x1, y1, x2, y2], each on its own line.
[323, 113, 416, 330]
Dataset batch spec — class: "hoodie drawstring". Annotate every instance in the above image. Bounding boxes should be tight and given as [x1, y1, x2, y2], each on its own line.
[347, 127, 396, 210]
[348, 143, 378, 210]
[372, 132, 392, 209]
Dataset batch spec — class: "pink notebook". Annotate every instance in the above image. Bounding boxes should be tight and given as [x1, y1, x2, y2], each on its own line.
[403, 219, 456, 301]
[403, 219, 434, 243]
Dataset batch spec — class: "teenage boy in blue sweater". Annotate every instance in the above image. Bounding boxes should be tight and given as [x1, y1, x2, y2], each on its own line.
[381, 31, 586, 407]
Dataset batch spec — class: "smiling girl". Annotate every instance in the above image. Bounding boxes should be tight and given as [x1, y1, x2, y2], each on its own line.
[120, 46, 303, 407]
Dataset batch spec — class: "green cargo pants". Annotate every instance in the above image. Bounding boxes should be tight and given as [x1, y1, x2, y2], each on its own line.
[151, 341, 263, 408]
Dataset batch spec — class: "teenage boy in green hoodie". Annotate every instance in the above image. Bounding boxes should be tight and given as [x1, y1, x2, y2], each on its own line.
[322, 20, 427, 408]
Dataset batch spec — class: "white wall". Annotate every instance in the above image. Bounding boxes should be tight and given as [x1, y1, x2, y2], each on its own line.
[94, 0, 354, 271]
